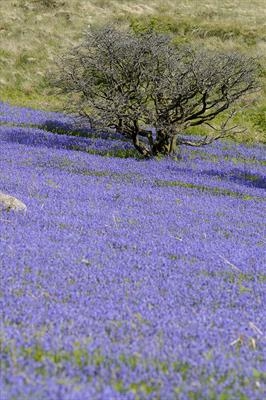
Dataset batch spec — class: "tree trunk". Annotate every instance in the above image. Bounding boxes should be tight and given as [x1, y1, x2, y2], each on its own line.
[152, 130, 178, 156]
[169, 135, 178, 153]
[132, 131, 152, 157]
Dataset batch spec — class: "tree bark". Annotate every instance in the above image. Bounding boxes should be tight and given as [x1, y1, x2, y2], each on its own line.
[152, 129, 178, 156]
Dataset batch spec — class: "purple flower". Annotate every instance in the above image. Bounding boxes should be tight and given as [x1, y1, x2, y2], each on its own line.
[0, 102, 265, 399]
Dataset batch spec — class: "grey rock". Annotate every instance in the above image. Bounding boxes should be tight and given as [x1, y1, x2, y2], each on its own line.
[0, 192, 27, 212]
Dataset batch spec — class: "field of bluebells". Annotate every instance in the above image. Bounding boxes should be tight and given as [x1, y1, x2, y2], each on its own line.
[0, 101, 265, 400]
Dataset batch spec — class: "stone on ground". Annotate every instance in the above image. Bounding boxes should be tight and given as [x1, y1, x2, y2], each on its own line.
[0, 192, 27, 212]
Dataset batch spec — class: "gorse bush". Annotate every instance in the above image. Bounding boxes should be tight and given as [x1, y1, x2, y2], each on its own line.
[53, 26, 260, 157]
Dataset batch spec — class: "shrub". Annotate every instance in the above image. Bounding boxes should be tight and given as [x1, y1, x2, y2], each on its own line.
[53, 26, 260, 157]
[33, 0, 60, 8]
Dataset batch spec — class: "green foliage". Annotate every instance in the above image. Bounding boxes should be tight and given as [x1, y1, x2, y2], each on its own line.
[249, 106, 266, 133]
[119, 354, 139, 370]
[33, 0, 60, 8]
[129, 13, 259, 46]
[155, 178, 263, 201]
[130, 14, 181, 35]
[253, 369, 266, 383]
[128, 381, 156, 395]
[2, 339, 264, 398]
[172, 360, 190, 378]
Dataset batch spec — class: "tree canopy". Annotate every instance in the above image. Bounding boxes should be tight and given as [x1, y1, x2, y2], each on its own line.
[53, 26, 260, 157]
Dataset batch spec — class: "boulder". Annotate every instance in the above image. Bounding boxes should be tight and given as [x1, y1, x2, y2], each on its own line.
[0, 192, 27, 212]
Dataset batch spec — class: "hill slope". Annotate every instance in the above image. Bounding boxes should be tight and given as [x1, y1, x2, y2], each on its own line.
[0, 0, 265, 141]
[1, 101, 266, 400]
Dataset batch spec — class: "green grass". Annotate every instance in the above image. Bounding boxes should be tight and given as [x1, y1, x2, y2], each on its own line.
[0, 0, 265, 142]
[154, 179, 265, 201]
[1, 338, 263, 399]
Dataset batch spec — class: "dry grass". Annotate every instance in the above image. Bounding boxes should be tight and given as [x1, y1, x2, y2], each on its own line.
[0, 0, 265, 141]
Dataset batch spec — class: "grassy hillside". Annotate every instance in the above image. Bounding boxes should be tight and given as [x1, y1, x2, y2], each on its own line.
[0, 0, 265, 142]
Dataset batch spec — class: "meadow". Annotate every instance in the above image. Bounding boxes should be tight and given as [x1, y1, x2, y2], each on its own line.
[0, 101, 265, 399]
[0, 1, 266, 399]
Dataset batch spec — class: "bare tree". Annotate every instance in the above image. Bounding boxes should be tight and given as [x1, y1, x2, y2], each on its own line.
[53, 26, 260, 157]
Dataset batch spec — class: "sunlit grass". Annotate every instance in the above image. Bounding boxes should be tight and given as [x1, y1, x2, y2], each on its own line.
[0, 0, 265, 141]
